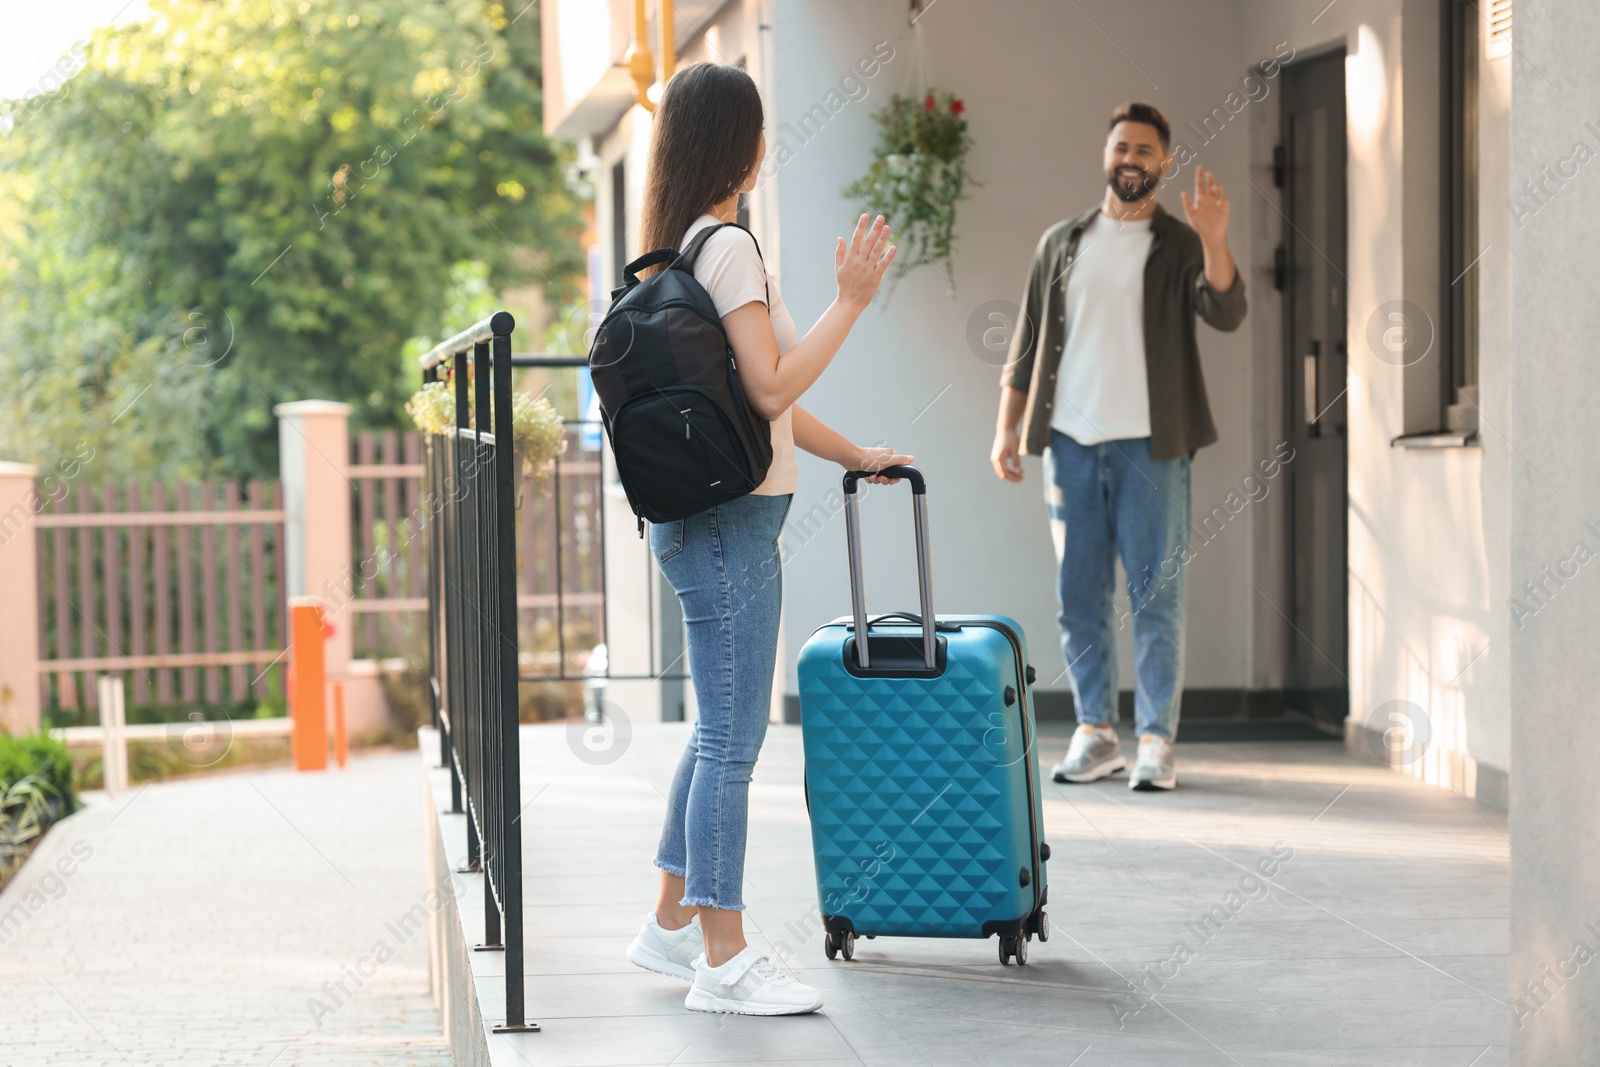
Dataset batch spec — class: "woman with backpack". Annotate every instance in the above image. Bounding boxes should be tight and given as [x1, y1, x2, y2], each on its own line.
[621, 62, 904, 1016]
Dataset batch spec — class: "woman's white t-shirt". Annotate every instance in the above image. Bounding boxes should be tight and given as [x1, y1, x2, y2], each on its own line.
[681, 214, 799, 496]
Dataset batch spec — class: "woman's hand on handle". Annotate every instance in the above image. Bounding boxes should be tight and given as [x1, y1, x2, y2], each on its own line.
[854, 445, 914, 485]
[791, 407, 911, 485]
[835, 214, 897, 313]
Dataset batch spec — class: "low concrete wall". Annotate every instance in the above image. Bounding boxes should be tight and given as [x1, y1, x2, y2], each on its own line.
[420, 728, 492, 1067]
[345, 657, 404, 741]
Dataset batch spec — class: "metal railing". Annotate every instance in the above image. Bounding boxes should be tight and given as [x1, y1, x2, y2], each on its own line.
[418, 313, 696, 1032]
[419, 311, 536, 1033]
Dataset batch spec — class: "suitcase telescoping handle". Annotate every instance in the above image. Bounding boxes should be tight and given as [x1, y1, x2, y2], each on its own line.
[841, 466, 936, 670]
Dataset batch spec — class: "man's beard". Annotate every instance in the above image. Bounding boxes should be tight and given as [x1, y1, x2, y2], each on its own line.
[1107, 164, 1159, 203]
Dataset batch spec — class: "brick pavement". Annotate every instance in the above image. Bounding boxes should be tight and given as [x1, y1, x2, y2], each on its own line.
[0, 751, 448, 1067]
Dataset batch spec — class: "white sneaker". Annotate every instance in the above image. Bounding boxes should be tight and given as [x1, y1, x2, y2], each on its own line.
[1129, 735, 1177, 791]
[1051, 724, 1126, 783]
[626, 913, 704, 981]
[684, 946, 823, 1016]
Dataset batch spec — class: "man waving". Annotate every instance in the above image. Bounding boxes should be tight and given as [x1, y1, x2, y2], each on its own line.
[991, 102, 1246, 791]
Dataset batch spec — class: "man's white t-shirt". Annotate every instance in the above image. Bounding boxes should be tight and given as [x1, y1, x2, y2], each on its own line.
[1050, 212, 1155, 445]
[682, 214, 798, 496]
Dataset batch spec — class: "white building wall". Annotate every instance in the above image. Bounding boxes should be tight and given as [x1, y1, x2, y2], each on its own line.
[1231, 0, 1512, 799]
[1509, 3, 1600, 1056]
[767, 0, 1262, 709]
[554, 0, 1514, 797]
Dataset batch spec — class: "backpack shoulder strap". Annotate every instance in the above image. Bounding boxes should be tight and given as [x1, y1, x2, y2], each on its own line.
[674, 222, 769, 305]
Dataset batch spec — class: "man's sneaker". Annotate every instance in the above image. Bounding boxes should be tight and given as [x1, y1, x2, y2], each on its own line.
[1051, 724, 1126, 783]
[684, 947, 823, 1016]
[626, 913, 704, 981]
[1129, 735, 1177, 791]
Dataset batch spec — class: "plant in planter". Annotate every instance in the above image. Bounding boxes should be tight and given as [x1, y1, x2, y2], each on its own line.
[845, 91, 972, 292]
[405, 378, 567, 506]
[510, 390, 567, 494]
[404, 380, 454, 436]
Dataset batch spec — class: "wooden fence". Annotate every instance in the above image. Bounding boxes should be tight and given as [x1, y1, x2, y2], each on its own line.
[22, 418, 603, 727]
[34, 480, 288, 723]
[346, 427, 605, 675]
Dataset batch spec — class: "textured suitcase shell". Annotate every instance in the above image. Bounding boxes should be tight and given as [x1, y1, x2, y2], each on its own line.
[798, 614, 1047, 939]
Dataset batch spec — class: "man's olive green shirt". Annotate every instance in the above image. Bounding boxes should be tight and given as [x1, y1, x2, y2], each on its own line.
[1002, 203, 1247, 461]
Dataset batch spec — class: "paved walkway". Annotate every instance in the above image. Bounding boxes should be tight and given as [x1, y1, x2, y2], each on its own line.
[0, 751, 448, 1067]
[476, 722, 1511, 1067]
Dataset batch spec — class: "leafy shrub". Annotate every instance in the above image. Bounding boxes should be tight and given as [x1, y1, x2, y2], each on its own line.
[0, 733, 76, 816]
[0, 733, 78, 883]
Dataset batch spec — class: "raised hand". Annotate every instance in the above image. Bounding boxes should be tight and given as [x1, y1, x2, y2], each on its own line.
[1180, 165, 1230, 245]
[835, 214, 897, 313]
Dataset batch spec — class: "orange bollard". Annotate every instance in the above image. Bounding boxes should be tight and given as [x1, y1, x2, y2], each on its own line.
[332, 680, 348, 769]
[288, 599, 328, 771]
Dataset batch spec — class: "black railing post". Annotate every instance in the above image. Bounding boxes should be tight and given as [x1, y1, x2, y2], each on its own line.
[471, 337, 501, 948]
[450, 348, 469, 805]
[423, 363, 441, 744]
[488, 314, 530, 1031]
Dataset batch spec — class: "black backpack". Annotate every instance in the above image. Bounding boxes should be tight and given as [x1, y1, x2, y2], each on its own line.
[589, 222, 774, 528]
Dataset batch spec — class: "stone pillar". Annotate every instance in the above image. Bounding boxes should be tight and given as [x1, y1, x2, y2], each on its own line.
[1509, 2, 1600, 1060]
[275, 401, 353, 689]
[0, 462, 41, 734]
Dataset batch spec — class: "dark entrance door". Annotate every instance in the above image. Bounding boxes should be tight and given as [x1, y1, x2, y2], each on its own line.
[1280, 49, 1349, 728]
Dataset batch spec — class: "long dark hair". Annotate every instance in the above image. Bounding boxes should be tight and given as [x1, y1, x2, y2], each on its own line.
[639, 63, 764, 261]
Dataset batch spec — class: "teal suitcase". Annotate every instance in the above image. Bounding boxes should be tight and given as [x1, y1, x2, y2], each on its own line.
[797, 467, 1050, 965]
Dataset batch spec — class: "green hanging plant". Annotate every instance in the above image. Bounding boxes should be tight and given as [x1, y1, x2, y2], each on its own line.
[845, 91, 973, 292]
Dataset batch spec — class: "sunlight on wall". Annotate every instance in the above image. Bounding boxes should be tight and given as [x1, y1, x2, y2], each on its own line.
[1399, 623, 1483, 793]
[1347, 24, 1388, 148]
[1349, 535, 1385, 731]
[1344, 374, 1369, 502]
[1405, 652, 1437, 785]
[1354, 547, 1489, 796]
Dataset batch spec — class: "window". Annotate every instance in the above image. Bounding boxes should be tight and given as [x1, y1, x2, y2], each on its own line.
[1486, 0, 1512, 59]
[1440, 0, 1480, 424]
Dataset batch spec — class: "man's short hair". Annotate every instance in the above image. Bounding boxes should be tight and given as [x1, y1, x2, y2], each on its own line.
[1108, 102, 1170, 150]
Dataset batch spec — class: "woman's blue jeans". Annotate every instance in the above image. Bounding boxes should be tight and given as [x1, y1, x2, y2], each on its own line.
[1044, 431, 1190, 741]
[648, 492, 792, 911]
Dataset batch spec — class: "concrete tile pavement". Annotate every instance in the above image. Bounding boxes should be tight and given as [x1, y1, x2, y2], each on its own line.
[13, 720, 1503, 1066]
[0, 751, 449, 1067]
[459, 721, 1511, 1066]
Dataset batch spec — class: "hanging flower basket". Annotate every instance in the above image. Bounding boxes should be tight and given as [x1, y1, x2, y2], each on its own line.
[845, 92, 972, 292]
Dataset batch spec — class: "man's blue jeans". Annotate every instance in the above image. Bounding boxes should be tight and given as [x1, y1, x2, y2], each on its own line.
[648, 492, 791, 911]
[1044, 430, 1190, 740]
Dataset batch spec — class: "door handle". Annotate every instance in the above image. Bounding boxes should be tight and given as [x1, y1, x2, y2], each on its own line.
[1303, 340, 1321, 436]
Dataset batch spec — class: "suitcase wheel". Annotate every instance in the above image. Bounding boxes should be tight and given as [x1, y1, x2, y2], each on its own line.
[1036, 910, 1050, 943]
[824, 931, 856, 961]
[999, 934, 1028, 966]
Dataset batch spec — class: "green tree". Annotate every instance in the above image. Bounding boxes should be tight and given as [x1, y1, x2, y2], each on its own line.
[0, 0, 583, 481]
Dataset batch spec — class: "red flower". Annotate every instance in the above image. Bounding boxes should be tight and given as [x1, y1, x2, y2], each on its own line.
[950, 99, 965, 115]
[924, 94, 935, 113]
